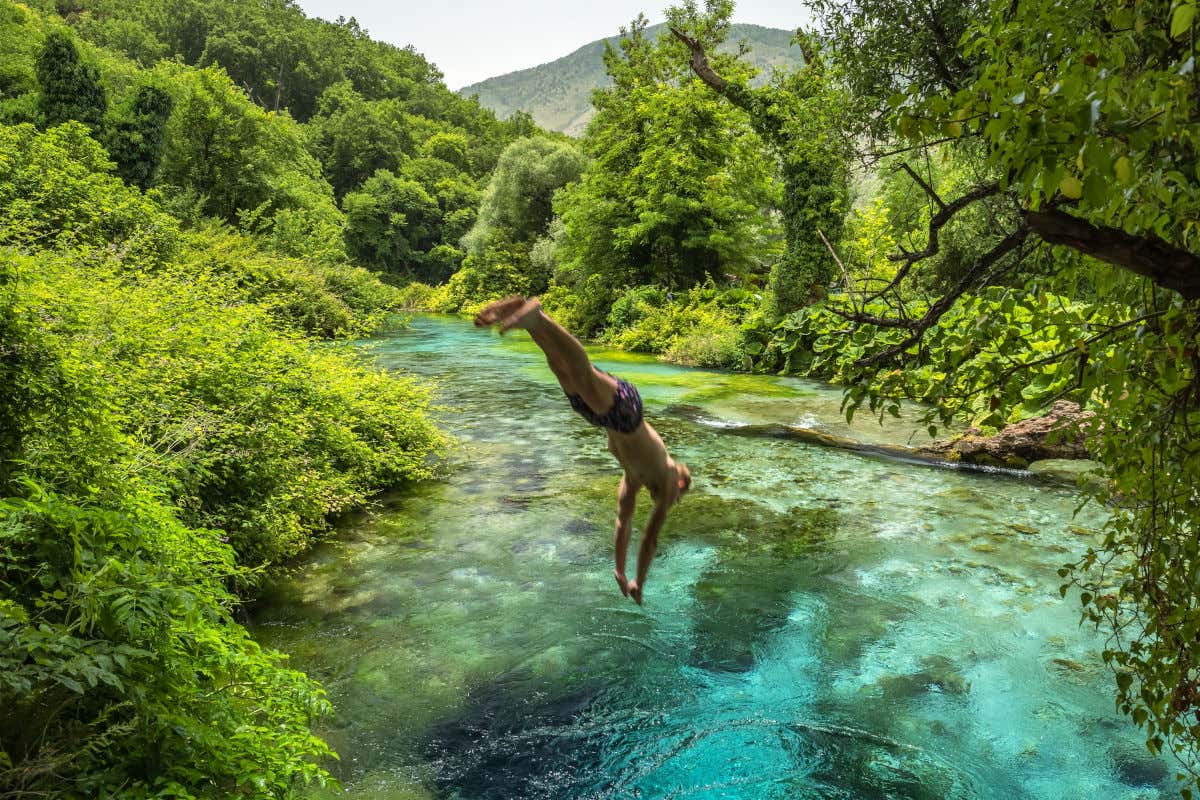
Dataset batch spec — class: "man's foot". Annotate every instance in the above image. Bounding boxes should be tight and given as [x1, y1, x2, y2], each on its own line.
[474, 296, 525, 328]
[628, 580, 643, 606]
[499, 298, 542, 335]
[614, 569, 630, 598]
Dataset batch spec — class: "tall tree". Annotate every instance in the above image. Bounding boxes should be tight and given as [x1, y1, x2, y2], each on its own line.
[462, 136, 586, 256]
[158, 67, 337, 224]
[555, 16, 778, 291]
[305, 81, 412, 199]
[342, 169, 443, 277]
[799, 0, 1200, 778]
[35, 30, 106, 131]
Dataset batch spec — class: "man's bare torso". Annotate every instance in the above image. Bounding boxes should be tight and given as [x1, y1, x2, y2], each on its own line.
[607, 423, 672, 497]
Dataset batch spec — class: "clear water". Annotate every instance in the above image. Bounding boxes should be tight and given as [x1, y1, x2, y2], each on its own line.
[250, 315, 1169, 800]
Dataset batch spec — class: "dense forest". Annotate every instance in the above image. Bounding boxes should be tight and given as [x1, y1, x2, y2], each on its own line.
[2, 0, 1199, 795]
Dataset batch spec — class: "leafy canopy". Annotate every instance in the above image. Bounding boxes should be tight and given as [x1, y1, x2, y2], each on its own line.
[555, 15, 779, 293]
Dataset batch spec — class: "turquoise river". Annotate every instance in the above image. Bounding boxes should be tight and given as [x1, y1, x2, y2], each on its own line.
[249, 315, 1170, 800]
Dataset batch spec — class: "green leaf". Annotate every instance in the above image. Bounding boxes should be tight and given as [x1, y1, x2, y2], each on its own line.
[1058, 175, 1083, 199]
[1114, 156, 1133, 184]
[1171, 2, 1196, 38]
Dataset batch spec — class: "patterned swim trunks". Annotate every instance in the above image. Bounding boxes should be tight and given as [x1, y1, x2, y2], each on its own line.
[566, 374, 644, 434]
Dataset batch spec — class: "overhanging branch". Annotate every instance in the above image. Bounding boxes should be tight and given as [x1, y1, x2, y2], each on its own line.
[1025, 208, 1200, 300]
[852, 226, 1031, 365]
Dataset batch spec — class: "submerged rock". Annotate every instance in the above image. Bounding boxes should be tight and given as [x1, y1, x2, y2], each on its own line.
[918, 401, 1096, 468]
[1027, 457, 1105, 488]
[872, 655, 972, 699]
[1110, 740, 1170, 788]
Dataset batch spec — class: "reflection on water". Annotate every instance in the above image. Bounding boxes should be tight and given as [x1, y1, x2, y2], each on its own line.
[250, 316, 1167, 800]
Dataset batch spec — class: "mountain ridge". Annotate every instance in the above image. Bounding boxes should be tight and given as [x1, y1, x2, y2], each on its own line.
[458, 22, 804, 136]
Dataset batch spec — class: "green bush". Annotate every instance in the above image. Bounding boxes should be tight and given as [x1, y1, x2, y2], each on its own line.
[395, 280, 437, 310]
[426, 244, 531, 313]
[595, 283, 751, 369]
[11, 251, 442, 567]
[180, 224, 401, 337]
[606, 284, 669, 331]
[664, 314, 743, 368]
[0, 491, 335, 799]
[0, 121, 179, 262]
[0, 119, 446, 796]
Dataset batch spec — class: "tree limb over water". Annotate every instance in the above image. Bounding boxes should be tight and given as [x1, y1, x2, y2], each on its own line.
[670, 0, 1200, 778]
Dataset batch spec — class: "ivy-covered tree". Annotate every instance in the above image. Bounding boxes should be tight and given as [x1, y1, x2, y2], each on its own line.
[35, 30, 106, 131]
[668, 0, 851, 314]
[105, 83, 172, 188]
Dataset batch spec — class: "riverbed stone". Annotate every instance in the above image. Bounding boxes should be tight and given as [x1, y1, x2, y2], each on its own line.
[872, 655, 971, 699]
[1028, 457, 1105, 488]
[1110, 740, 1170, 787]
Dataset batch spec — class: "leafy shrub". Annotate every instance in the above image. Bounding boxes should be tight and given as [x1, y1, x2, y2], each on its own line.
[0, 491, 335, 799]
[426, 244, 531, 312]
[0, 121, 179, 262]
[395, 280, 437, 309]
[596, 282, 751, 369]
[664, 312, 743, 368]
[538, 275, 616, 336]
[243, 203, 349, 265]
[12, 251, 442, 567]
[0, 119, 446, 796]
[606, 284, 669, 331]
[181, 224, 400, 337]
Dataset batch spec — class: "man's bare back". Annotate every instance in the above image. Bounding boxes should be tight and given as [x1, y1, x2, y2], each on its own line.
[475, 296, 690, 605]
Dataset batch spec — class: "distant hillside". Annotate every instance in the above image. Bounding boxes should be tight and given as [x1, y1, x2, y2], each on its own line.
[459, 23, 803, 137]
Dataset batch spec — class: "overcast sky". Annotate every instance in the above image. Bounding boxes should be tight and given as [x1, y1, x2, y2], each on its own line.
[293, 1, 809, 90]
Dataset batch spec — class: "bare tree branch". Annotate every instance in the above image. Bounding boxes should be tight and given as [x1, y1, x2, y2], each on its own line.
[669, 27, 729, 94]
[853, 226, 1030, 365]
[850, 179, 1002, 306]
[817, 227, 852, 290]
[899, 162, 946, 209]
[672, 26, 1200, 307]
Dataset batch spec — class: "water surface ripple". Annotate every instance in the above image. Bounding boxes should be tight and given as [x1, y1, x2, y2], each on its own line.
[251, 316, 1167, 800]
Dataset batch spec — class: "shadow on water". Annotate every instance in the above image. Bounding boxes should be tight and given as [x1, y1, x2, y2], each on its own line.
[420, 667, 981, 800]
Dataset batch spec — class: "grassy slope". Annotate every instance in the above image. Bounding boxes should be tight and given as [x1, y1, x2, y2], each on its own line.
[459, 23, 802, 136]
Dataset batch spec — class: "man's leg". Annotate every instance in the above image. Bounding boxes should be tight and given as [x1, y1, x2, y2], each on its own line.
[628, 531, 658, 606]
[613, 475, 637, 597]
